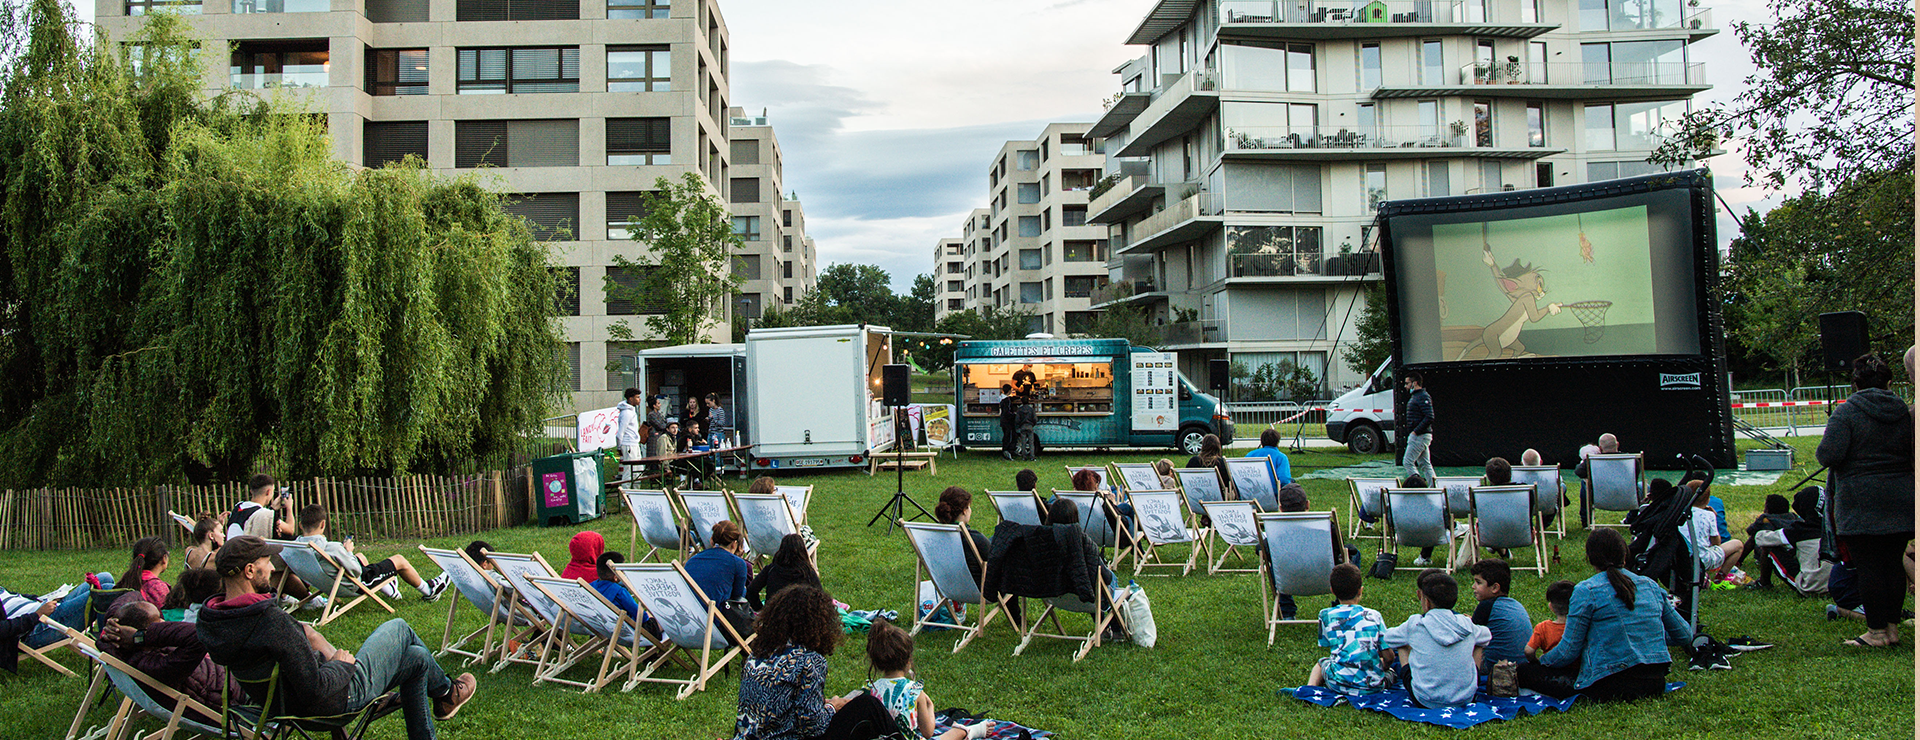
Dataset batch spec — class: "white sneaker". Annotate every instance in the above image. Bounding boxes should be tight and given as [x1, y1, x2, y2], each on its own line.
[420, 574, 451, 602]
[1413, 556, 1432, 566]
[379, 580, 402, 600]
[301, 595, 329, 611]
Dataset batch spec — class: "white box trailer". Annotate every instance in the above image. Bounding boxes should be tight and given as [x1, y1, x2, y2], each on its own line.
[746, 324, 896, 470]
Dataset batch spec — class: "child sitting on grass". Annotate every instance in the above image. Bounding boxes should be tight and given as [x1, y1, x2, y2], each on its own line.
[1526, 580, 1575, 659]
[866, 619, 991, 740]
[1383, 569, 1491, 708]
[1308, 563, 1392, 696]
[1469, 560, 1532, 670]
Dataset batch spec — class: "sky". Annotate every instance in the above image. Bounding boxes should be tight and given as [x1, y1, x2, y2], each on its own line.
[64, 0, 1787, 292]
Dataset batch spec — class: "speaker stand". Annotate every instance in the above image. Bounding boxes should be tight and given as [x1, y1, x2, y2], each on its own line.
[867, 407, 930, 533]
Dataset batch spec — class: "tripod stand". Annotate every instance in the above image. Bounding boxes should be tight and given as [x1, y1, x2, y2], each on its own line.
[868, 406, 931, 533]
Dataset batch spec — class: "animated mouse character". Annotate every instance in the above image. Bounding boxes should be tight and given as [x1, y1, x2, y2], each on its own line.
[1455, 244, 1561, 360]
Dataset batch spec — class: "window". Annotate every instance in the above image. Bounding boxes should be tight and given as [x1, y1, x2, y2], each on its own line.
[1016, 183, 1039, 204]
[1064, 276, 1098, 298]
[366, 0, 425, 21]
[948, 298, 964, 310]
[1020, 282, 1043, 304]
[1221, 163, 1322, 213]
[127, 0, 201, 15]
[454, 119, 578, 168]
[1019, 249, 1041, 270]
[1017, 216, 1040, 238]
[732, 255, 761, 281]
[730, 140, 758, 164]
[1062, 240, 1101, 262]
[1585, 104, 1615, 150]
[1417, 99, 1441, 138]
[732, 216, 762, 241]
[552, 267, 580, 315]
[1016, 150, 1037, 170]
[1062, 205, 1087, 227]
[1041, 210, 1051, 232]
[1425, 161, 1449, 196]
[1227, 226, 1323, 277]
[233, 0, 324, 13]
[1521, 0, 1538, 23]
[730, 177, 760, 203]
[457, 47, 579, 93]
[946, 262, 964, 274]
[1364, 163, 1387, 212]
[1463, 0, 1487, 22]
[1060, 135, 1092, 156]
[1588, 160, 1666, 182]
[457, 0, 577, 21]
[1535, 163, 1554, 188]
[1526, 102, 1546, 147]
[1529, 42, 1548, 84]
[1580, 0, 1687, 30]
[503, 192, 578, 241]
[947, 280, 964, 292]
[363, 121, 428, 168]
[1358, 43, 1380, 90]
[786, 287, 796, 304]
[230, 41, 328, 89]
[1222, 101, 1318, 148]
[605, 266, 665, 314]
[1475, 40, 1495, 82]
[605, 345, 636, 391]
[1044, 279, 1053, 300]
[606, 117, 671, 165]
[1473, 100, 1492, 147]
[607, 46, 669, 91]
[1420, 40, 1443, 86]
[366, 48, 428, 95]
[1220, 42, 1315, 92]
[562, 342, 580, 391]
[1357, 103, 1376, 138]
[782, 235, 793, 252]
[1586, 101, 1686, 151]
[606, 0, 667, 19]
[781, 261, 793, 279]
[1480, 161, 1504, 191]
[1581, 41, 1687, 85]
[606, 191, 651, 240]
[783, 210, 792, 227]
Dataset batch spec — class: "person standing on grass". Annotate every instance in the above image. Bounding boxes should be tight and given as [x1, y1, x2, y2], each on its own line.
[1816, 353, 1914, 649]
[1400, 371, 1435, 485]
[616, 387, 645, 469]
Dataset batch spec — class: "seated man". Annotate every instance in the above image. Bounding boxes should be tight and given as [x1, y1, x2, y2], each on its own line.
[294, 506, 449, 602]
[1572, 433, 1621, 528]
[197, 537, 476, 740]
[98, 600, 229, 717]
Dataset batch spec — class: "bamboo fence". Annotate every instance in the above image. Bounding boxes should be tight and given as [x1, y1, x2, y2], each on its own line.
[0, 469, 534, 551]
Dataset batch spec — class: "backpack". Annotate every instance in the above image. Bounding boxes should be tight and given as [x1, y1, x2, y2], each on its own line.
[227, 501, 268, 539]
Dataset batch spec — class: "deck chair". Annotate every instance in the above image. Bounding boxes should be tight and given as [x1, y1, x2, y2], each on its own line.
[483, 551, 572, 675]
[610, 561, 751, 699]
[1053, 490, 1141, 574]
[1174, 467, 1230, 513]
[167, 510, 197, 535]
[1434, 476, 1480, 519]
[1128, 490, 1202, 576]
[732, 492, 816, 568]
[525, 576, 658, 693]
[774, 485, 813, 525]
[223, 664, 399, 740]
[901, 521, 1006, 652]
[417, 545, 529, 667]
[675, 490, 735, 551]
[624, 489, 687, 563]
[986, 490, 1047, 526]
[44, 619, 253, 740]
[1111, 463, 1164, 493]
[1063, 465, 1113, 494]
[1467, 485, 1548, 575]
[1257, 511, 1344, 644]
[12, 600, 80, 678]
[1346, 477, 1396, 542]
[271, 540, 395, 627]
[1584, 453, 1645, 531]
[1385, 488, 1456, 570]
[1224, 457, 1280, 511]
[1511, 465, 1568, 540]
[1199, 500, 1260, 574]
[1013, 583, 1129, 663]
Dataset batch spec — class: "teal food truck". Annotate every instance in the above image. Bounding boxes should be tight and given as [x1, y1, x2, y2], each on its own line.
[952, 338, 1234, 455]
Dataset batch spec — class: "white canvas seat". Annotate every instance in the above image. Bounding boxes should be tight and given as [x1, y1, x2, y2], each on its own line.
[1224, 457, 1280, 511]
[1199, 500, 1260, 574]
[1013, 582, 1130, 663]
[272, 540, 395, 627]
[1511, 465, 1568, 540]
[901, 521, 1006, 653]
[1346, 477, 1396, 542]
[1434, 476, 1480, 519]
[624, 489, 688, 563]
[1257, 511, 1344, 644]
[417, 545, 531, 666]
[986, 490, 1047, 526]
[525, 575, 659, 693]
[1584, 453, 1645, 530]
[1385, 488, 1456, 569]
[483, 551, 573, 674]
[675, 490, 735, 550]
[774, 485, 813, 524]
[732, 492, 817, 567]
[1466, 485, 1548, 575]
[1128, 490, 1202, 576]
[610, 561, 751, 699]
[1111, 463, 1164, 493]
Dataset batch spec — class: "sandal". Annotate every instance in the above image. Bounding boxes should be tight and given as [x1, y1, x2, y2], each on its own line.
[1842, 636, 1892, 648]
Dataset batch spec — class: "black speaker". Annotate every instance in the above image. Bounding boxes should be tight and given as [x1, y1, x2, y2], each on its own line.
[881, 364, 911, 406]
[1208, 359, 1230, 390]
[1819, 311, 1870, 372]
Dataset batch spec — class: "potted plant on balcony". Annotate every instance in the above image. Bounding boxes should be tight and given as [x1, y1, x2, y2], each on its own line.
[1228, 129, 1263, 150]
[1472, 61, 1495, 84]
[1447, 120, 1468, 146]
[1504, 55, 1524, 83]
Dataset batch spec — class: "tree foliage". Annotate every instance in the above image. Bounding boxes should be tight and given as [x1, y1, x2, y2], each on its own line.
[1079, 304, 1160, 348]
[0, 4, 565, 486]
[608, 172, 742, 347]
[1342, 283, 1392, 377]
[914, 306, 1034, 370]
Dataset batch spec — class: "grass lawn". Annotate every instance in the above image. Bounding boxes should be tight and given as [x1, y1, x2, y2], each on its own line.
[1, 435, 1910, 739]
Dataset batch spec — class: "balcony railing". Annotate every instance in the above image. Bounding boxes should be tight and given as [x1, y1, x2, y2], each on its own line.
[1448, 61, 1705, 86]
[1130, 191, 1219, 245]
[1221, 0, 1535, 25]
[230, 70, 329, 89]
[1088, 173, 1150, 214]
[1090, 278, 1158, 306]
[232, 0, 327, 12]
[1148, 320, 1226, 346]
[1230, 252, 1381, 278]
[1227, 124, 1517, 151]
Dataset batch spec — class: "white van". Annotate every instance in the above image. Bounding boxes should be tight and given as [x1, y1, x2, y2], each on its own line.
[1324, 358, 1396, 454]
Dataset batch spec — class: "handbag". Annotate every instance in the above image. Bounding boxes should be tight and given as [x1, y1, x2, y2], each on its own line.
[1487, 660, 1520, 697]
[1122, 582, 1157, 648]
[1368, 550, 1398, 580]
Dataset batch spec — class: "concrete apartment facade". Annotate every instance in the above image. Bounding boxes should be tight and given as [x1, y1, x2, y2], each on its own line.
[933, 237, 966, 321]
[1087, 0, 1712, 395]
[727, 108, 817, 322]
[948, 124, 1110, 336]
[96, 0, 740, 412]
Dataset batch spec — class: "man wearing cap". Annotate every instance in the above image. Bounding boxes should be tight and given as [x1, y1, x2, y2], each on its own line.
[197, 536, 476, 739]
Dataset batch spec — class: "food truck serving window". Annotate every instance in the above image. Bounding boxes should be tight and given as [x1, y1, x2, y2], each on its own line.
[960, 361, 1115, 416]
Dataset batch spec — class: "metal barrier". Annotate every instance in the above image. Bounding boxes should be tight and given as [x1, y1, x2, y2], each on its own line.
[1229, 401, 1331, 442]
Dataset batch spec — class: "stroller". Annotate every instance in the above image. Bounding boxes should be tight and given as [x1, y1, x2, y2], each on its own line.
[1625, 454, 1709, 633]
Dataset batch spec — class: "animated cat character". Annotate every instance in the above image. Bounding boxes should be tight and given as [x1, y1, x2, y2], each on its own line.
[1454, 244, 1561, 360]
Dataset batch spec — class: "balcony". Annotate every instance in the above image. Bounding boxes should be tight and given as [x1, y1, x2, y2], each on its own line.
[1147, 320, 1226, 348]
[232, 0, 327, 12]
[1684, 7, 1715, 37]
[1118, 190, 1222, 255]
[1223, 124, 1562, 161]
[1088, 173, 1166, 224]
[1376, 61, 1707, 101]
[1114, 69, 1220, 158]
[1229, 252, 1382, 281]
[1090, 91, 1152, 139]
[1088, 278, 1168, 309]
[1218, 0, 1556, 39]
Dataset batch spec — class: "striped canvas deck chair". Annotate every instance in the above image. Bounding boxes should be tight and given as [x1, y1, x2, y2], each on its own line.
[1224, 457, 1279, 511]
[675, 490, 735, 551]
[774, 485, 813, 525]
[732, 492, 816, 568]
[1111, 463, 1164, 493]
[1053, 490, 1142, 575]
[483, 551, 573, 675]
[417, 545, 529, 666]
[1385, 487, 1456, 570]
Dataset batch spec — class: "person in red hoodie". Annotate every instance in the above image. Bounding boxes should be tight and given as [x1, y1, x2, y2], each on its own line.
[560, 531, 605, 582]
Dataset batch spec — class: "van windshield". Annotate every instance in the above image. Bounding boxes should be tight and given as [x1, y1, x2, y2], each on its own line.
[1367, 369, 1394, 395]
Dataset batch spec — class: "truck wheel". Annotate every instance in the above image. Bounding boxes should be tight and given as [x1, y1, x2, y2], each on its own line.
[1346, 423, 1384, 455]
[1176, 426, 1208, 456]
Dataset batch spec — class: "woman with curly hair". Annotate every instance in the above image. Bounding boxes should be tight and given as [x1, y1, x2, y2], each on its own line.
[733, 585, 896, 740]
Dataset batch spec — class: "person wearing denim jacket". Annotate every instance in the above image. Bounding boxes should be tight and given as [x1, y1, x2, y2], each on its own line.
[1536, 529, 1690, 701]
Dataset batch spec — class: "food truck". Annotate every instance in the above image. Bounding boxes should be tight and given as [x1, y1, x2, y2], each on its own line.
[952, 338, 1233, 455]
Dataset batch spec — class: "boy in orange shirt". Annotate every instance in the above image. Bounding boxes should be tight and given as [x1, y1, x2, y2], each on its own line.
[1526, 580, 1575, 658]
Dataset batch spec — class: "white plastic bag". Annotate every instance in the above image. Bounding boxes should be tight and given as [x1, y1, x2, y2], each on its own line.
[1122, 582, 1157, 648]
[916, 580, 964, 630]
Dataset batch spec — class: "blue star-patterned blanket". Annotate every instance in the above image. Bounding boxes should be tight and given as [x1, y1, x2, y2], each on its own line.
[932, 710, 1054, 739]
[1281, 683, 1685, 728]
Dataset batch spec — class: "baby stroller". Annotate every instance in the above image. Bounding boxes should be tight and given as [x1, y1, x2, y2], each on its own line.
[1626, 454, 1710, 634]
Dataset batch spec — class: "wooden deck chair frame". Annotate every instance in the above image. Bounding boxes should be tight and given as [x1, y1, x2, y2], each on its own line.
[623, 489, 688, 563]
[1584, 453, 1646, 532]
[223, 664, 398, 740]
[1010, 579, 1129, 663]
[1052, 489, 1143, 576]
[482, 551, 573, 675]
[416, 545, 525, 667]
[1384, 488, 1455, 570]
[1257, 510, 1344, 645]
[44, 620, 256, 740]
[1126, 490, 1201, 576]
[985, 490, 1048, 527]
[730, 491, 816, 569]
[15, 607, 79, 678]
[1172, 467, 1230, 543]
[774, 485, 813, 525]
[900, 521, 1007, 653]
[674, 489, 736, 552]
[1199, 500, 1260, 574]
[272, 540, 396, 627]
[1465, 485, 1548, 575]
[44, 618, 118, 740]
[1434, 476, 1480, 520]
[1510, 465, 1568, 540]
[1223, 457, 1280, 512]
[525, 576, 660, 693]
[1110, 463, 1164, 494]
[1345, 478, 1396, 542]
[609, 561, 752, 699]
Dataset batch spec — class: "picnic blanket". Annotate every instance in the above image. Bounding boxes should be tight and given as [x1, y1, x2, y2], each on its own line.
[934, 709, 1053, 739]
[1282, 683, 1684, 728]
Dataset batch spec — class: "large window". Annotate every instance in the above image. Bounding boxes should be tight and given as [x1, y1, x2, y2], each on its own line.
[732, 255, 762, 281]
[562, 342, 580, 391]
[366, 48, 428, 95]
[1064, 276, 1099, 298]
[1580, 0, 1687, 30]
[1358, 43, 1380, 90]
[1227, 226, 1325, 277]
[732, 216, 762, 241]
[1019, 282, 1043, 304]
[1019, 249, 1042, 270]
[453, 119, 578, 168]
[730, 140, 758, 164]
[1062, 205, 1087, 227]
[1062, 240, 1102, 262]
[1585, 101, 1686, 151]
[1222, 101, 1318, 148]
[1221, 41, 1315, 92]
[457, 0, 578, 21]
[1417, 99, 1441, 138]
[230, 41, 328, 89]
[606, 117, 671, 165]
[605, 266, 665, 315]
[1364, 163, 1387, 212]
[457, 47, 579, 93]
[606, 0, 667, 18]
[1581, 41, 1687, 85]
[1473, 100, 1492, 147]
[503, 192, 578, 241]
[730, 177, 760, 203]
[1425, 160, 1450, 197]
[1016, 150, 1038, 170]
[606, 191, 651, 240]
[366, 0, 425, 21]
[1420, 39, 1443, 86]
[553, 266, 579, 316]
[607, 46, 669, 91]
[1017, 216, 1040, 238]
[1587, 160, 1667, 182]
[1016, 183, 1040, 204]
[363, 121, 428, 168]
[1222, 163, 1321, 214]
[1526, 102, 1546, 147]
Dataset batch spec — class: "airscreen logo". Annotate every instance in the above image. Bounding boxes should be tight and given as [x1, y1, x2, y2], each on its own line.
[1659, 372, 1701, 391]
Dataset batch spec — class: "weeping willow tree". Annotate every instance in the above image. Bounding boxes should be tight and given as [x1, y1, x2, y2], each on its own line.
[0, 0, 565, 487]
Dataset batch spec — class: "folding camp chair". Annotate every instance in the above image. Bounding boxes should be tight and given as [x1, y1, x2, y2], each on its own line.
[986, 490, 1047, 526]
[417, 545, 530, 667]
[1257, 511, 1344, 644]
[623, 489, 688, 563]
[223, 664, 399, 740]
[1111, 463, 1164, 493]
[1511, 465, 1568, 540]
[1010, 579, 1129, 663]
[1053, 490, 1142, 575]
[1434, 476, 1480, 520]
[271, 540, 395, 627]
[1199, 500, 1260, 574]
[167, 510, 196, 535]
[675, 490, 735, 551]
[610, 561, 751, 699]
[1466, 485, 1548, 575]
[1127, 490, 1202, 576]
[1583, 453, 1645, 531]
[1224, 457, 1280, 511]
[525, 576, 659, 693]
[1346, 477, 1396, 542]
[1385, 488, 1456, 570]
[774, 485, 813, 525]
[901, 521, 1007, 652]
[483, 551, 572, 675]
[732, 492, 816, 568]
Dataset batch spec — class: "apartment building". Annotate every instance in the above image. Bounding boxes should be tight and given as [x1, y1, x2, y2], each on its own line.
[933, 238, 966, 320]
[947, 124, 1110, 336]
[727, 108, 817, 319]
[1086, 0, 1712, 393]
[97, 0, 738, 412]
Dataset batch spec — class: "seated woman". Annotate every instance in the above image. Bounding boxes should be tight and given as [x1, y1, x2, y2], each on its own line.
[733, 585, 895, 740]
[935, 487, 1018, 625]
[1056, 469, 1136, 538]
[748, 534, 822, 611]
[1525, 528, 1690, 700]
[183, 514, 224, 571]
[686, 521, 755, 638]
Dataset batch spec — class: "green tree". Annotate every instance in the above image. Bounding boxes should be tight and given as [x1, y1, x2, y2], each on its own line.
[815, 263, 901, 327]
[1080, 305, 1160, 347]
[607, 172, 742, 347]
[916, 306, 1033, 370]
[1342, 283, 1392, 377]
[900, 273, 937, 332]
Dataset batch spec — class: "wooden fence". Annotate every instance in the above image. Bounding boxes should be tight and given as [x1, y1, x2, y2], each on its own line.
[0, 469, 534, 551]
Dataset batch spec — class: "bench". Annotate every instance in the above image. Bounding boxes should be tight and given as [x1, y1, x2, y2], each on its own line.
[869, 450, 939, 476]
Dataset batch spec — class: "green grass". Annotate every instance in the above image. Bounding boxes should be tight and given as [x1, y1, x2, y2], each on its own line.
[2, 435, 1909, 739]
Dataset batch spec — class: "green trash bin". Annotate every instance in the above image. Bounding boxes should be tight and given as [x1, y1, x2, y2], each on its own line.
[531, 451, 607, 526]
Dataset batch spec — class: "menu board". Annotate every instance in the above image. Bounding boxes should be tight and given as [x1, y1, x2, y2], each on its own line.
[1130, 352, 1178, 431]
